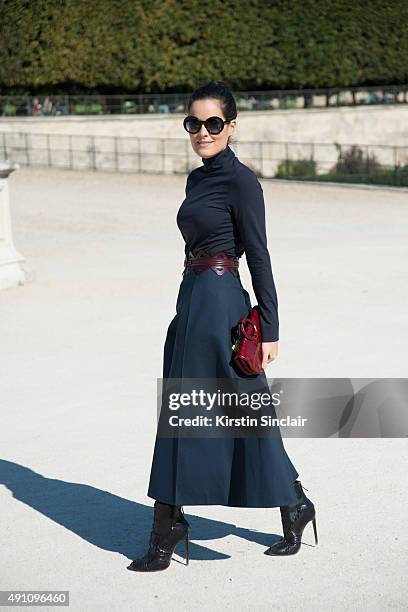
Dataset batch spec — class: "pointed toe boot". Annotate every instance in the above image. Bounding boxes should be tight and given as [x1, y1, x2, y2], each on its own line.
[127, 501, 190, 572]
[264, 480, 318, 556]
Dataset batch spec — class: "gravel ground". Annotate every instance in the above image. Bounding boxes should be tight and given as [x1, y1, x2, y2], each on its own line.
[1, 167, 407, 611]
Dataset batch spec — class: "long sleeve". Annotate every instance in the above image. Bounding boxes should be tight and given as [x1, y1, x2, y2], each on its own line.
[229, 169, 279, 342]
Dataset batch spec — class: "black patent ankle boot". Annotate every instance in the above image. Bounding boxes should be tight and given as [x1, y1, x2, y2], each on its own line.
[264, 480, 318, 556]
[127, 501, 190, 572]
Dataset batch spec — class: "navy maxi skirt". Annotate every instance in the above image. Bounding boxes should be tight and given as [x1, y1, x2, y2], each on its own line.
[147, 263, 299, 507]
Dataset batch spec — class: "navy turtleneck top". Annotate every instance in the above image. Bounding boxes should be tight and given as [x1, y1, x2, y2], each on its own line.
[176, 144, 279, 342]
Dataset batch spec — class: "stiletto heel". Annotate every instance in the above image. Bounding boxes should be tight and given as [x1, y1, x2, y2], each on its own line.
[184, 530, 190, 565]
[264, 480, 318, 556]
[312, 516, 318, 545]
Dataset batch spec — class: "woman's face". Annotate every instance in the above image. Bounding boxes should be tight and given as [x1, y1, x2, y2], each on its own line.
[188, 98, 236, 159]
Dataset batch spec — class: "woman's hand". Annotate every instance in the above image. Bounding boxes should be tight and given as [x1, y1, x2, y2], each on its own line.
[261, 341, 278, 370]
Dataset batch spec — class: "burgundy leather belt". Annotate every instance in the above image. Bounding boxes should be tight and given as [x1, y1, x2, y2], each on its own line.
[183, 250, 239, 276]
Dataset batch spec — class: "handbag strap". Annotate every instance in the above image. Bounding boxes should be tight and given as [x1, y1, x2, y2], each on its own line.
[238, 317, 259, 340]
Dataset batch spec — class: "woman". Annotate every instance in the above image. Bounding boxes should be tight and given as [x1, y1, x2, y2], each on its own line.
[127, 82, 317, 572]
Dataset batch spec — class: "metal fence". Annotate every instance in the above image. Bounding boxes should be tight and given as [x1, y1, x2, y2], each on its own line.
[1, 84, 408, 117]
[1, 131, 408, 186]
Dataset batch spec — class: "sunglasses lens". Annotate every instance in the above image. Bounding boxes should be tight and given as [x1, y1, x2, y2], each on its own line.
[206, 117, 224, 134]
[183, 116, 226, 134]
[183, 116, 201, 133]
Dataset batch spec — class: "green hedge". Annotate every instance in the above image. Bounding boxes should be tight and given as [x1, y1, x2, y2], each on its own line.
[275, 145, 408, 187]
[1, 0, 407, 93]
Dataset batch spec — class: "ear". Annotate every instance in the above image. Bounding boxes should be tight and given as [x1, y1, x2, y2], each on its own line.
[228, 119, 237, 134]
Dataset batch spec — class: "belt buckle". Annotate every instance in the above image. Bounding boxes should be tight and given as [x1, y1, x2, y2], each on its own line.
[212, 264, 226, 276]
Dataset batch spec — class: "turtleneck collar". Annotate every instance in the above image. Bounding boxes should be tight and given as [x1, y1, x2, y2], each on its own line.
[202, 144, 235, 172]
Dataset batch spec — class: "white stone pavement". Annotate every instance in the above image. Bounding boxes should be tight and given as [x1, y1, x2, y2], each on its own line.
[0, 167, 407, 611]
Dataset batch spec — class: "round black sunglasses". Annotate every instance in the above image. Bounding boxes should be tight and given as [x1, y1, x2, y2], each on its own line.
[183, 115, 230, 135]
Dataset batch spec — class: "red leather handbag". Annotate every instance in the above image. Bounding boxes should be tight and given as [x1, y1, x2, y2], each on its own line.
[232, 305, 263, 375]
